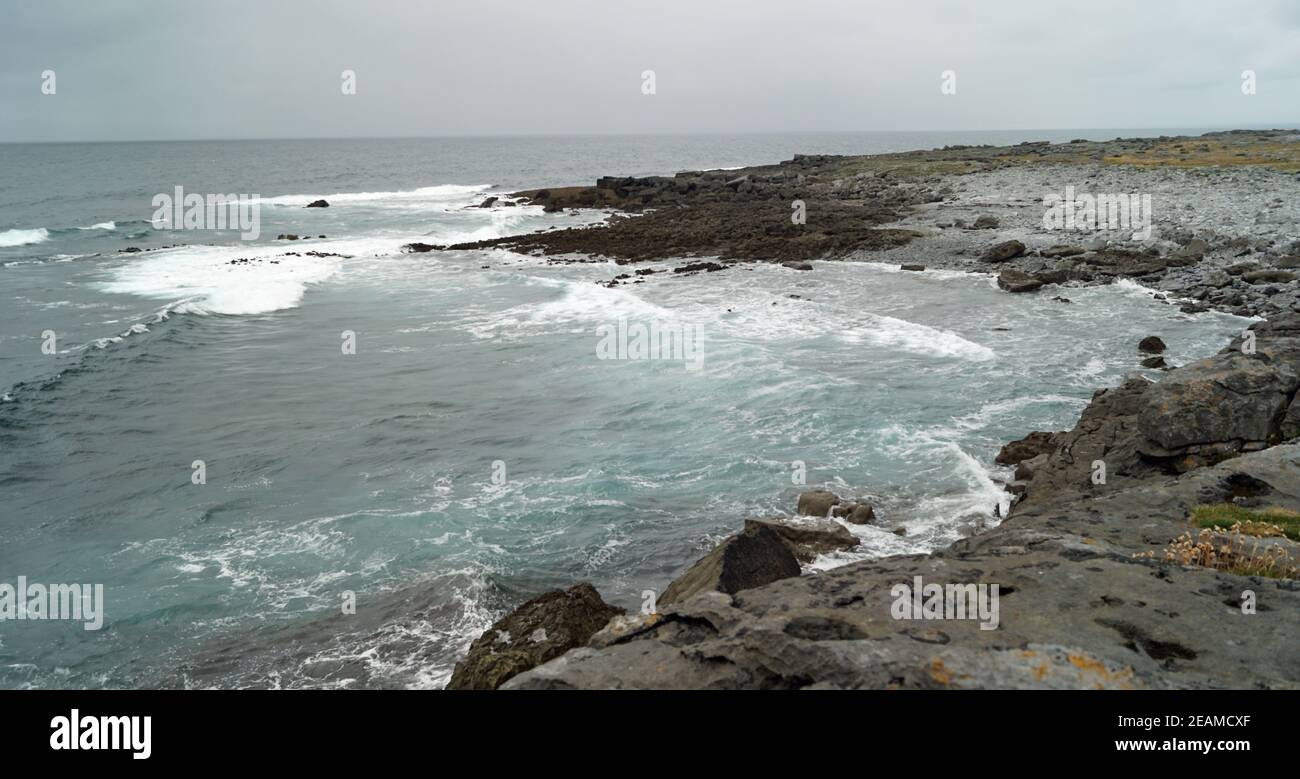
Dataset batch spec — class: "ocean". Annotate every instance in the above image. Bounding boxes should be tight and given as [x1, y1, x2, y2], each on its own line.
[0, 130, 1251, 688]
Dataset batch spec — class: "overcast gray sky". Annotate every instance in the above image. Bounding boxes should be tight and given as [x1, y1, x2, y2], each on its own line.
[1, 0, 1298, 142]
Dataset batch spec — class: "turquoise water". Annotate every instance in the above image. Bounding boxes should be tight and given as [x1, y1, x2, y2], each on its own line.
[0, 132, 1249, 688]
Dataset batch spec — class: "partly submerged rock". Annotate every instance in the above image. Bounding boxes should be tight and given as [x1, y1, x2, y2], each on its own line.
[996, 269, 1043, 293]
[659, 522, 800, 607]
[1138, 335, 1167, 354]
[305, 199, 329, 208]
[843, 503, 876, 525]
[744, 517, 859, 562]
[797, 489, 840, 517]
[446, 583, 623, 690]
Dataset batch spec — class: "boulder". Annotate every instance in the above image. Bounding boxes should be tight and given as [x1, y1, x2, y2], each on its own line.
[478, 197, 499, 208]
[659, 523, 801, 606]
[1243, 270, 1297, 284]
[1137, 351, 1300, 453]
[900, 263, 925, 271]
[797, 490, 840, 516]
[973, 215, 999, 229]
[1138, 336, 1166, 354]
[305, 199, 329, 208]
[446, 583, 623, 690]
[997, 269, 1043, 293]
[782, 261, 814, 271]
[744, 517, 859, 562]
[1141, 356, 1167, 369]
[984, 240, 1026, 261]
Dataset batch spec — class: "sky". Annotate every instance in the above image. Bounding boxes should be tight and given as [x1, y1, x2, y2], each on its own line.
[1, 0, 1298, 142]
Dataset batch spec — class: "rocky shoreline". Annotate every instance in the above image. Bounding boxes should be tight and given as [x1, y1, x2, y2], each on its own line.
[443, 130, 1300, 690]
[411, 129, 1300, 319]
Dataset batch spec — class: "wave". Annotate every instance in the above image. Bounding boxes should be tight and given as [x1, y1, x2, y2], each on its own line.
[460, 272, 678, 340]
[843, 314, 997, 361]
[76, 222, 116, 231]
[0, 228, 50, 247]
[250, 184, 490, 208]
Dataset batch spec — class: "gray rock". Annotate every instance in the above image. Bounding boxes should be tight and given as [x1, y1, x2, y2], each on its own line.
[1013, 453, 1047, 481]
[506, 444, 1300, 690]
[1243, 270, 1297, 284]
[973, 215, 999, 229]
[984, 240, 1026, 261]
[1138, 351, 1299, 452]
[1174, 238, 1208, 260]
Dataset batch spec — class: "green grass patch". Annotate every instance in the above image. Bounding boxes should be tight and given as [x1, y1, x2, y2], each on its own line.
[1191, 503, 1300, 541]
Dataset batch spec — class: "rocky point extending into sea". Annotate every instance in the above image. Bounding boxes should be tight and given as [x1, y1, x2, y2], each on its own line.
[436, 130, 1300, 690]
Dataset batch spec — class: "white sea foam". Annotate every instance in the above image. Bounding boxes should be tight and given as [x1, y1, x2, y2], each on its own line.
[0, 228, 50, 247]
[99, 242, 348, 315]
[251, 184, 489, 208]
[840, 314, 997, 361]
[77, 222, 116, 231]
[462, 272, 678, 340]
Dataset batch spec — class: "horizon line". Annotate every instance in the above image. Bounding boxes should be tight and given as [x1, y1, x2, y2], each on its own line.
[3, 123, 1300, 145]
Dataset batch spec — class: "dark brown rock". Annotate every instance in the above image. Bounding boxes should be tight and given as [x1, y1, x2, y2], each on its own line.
[659, 523, 801, 606]
[995, 431, 1058, 465]
[797, 490, 840, 516]
[1138, 336, 1167, 354]
[844, 503, 876, 525]
[744, 517, 859, 562]
[997, 269, 1043, 293]
[446, 583, 623, 690]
